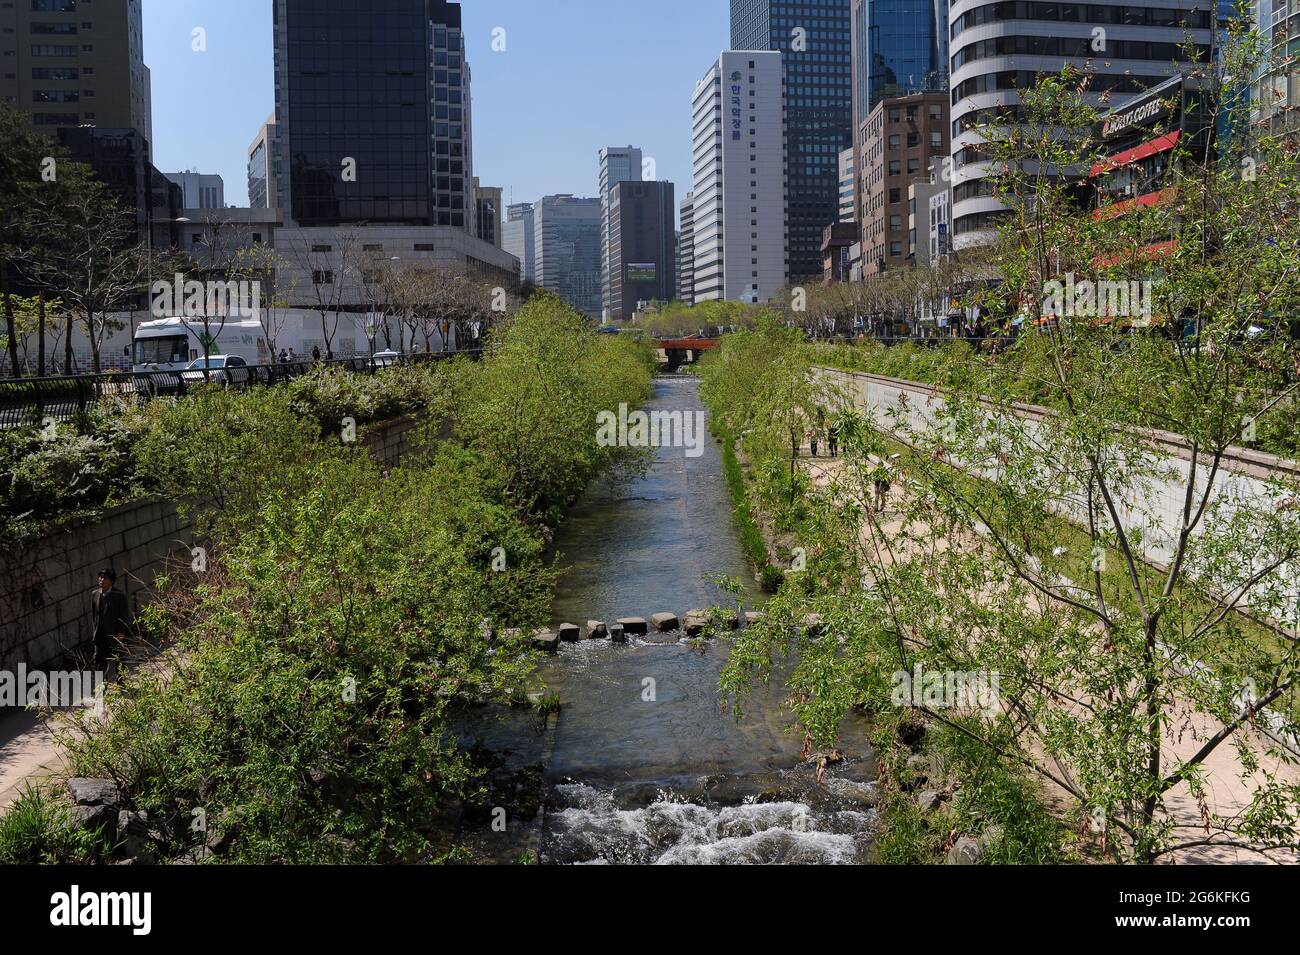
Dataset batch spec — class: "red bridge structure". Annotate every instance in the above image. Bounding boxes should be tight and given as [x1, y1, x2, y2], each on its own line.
[655, 337, 720, 369]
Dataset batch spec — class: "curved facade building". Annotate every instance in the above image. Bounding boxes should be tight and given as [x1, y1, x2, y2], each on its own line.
[947, 0, 1216, 249]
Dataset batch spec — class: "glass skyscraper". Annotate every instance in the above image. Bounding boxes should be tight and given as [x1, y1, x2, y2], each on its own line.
[274, 0, 473, 228]
[852, 0, 948, 126]
[731, 0, 854, 283]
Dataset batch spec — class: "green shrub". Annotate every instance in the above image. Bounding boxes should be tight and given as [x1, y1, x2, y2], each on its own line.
[0, 786, 109, 865]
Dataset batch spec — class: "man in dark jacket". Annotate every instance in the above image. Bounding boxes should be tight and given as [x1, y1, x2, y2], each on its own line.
[91, 569, 130, 672]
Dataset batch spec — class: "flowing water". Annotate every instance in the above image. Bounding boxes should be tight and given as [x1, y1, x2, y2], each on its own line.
[456, 375, 877, 864]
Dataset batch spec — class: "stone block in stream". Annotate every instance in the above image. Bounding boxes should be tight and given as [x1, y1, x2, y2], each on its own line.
[683, 611, 708, 636]
[557, 622, 581, 642]
[744, 611, 765, 627]
[801, 613, 826, 637]
[530, 629, 559, 653]
[650, 612, 680, 633]
[616, 617, 648, 636]
[586, 620, 608, 639]
[608, 623, 626, 643]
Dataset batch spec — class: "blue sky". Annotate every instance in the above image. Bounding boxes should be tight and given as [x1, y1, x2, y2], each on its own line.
[143, 0, 731, 208]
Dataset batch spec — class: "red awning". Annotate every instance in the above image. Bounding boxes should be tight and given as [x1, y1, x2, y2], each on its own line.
[1092, 239, 1177, 268]
[1092, 187, 1178, 221]
[1090, 131, 1181, 178]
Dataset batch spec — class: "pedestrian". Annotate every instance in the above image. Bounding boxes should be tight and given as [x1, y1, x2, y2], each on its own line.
[90, 569, 130, 673]
[870, 457, 892, 513]
[287, 347, 297, 364]
[278, 348, 288, 364]
[809, 427, 819, 459]
[828, 420, 839, 459]
[312, 345, 322, 363]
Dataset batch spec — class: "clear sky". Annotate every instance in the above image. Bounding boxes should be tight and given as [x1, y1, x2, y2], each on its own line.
[143, 0, 731, 209]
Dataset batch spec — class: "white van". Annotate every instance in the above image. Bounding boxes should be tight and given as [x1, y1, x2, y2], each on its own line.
[133, 318, 270, 373]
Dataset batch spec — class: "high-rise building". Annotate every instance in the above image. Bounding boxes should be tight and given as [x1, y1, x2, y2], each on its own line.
[691, 51, 786, 304]
[608, 180, 676, 323]
[838, 147, 857, 222]
[598, 146, 644, 320]
[473, 181, 503, 248]
[948, 0, 1216, 249]
[503, 202, 536, 283]
[273, 0, 474, 228]
[1, 0, 153, 143]
[534, 195, 601, 317]
[1252, 0, 1297, 134]
[678, 191, 696, 302]
[247, 114, 280, 210]
[165, 171, 225, 210]
[731, 0, 853, 282]
[859, 91, 948, 275]
[850, 0, 949, 123]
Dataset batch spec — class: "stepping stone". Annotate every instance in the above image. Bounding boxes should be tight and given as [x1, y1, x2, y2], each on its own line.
[744, 611, 765, 627]
[586, 620, 608, 639]
[801, 613, 826, 637]
[617, 617, 648, 636]
[530, 629, 559, 652]
[609, 623, 627, 643]
[683, 610, 708, 636]
[650, 612, 680, 632]
[557, 622, 580, 642]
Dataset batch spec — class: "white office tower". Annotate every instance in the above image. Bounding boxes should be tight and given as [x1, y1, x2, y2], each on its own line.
[690, 51, 786, 304]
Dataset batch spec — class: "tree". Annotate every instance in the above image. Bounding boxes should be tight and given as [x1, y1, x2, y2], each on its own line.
[285, 228, 360, 360]
[717, 29, 1300, 863]
[30, 165, 151, 375]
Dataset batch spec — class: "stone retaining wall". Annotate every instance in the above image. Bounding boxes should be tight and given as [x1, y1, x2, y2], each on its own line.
[0, 414, 432, 671]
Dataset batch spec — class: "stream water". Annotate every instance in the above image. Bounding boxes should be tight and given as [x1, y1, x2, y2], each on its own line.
[456, 375, 877, 864]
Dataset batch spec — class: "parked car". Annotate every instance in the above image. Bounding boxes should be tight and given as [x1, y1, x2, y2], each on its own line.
[180, 355, 250, 385]
[371, 349, 402, 368]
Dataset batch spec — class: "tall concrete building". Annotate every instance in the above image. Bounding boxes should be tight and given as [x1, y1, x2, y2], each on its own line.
[247, 114, 280, 210]
[598, 146, 644, 321]
[859, 91, 948, 275]
[948, 0, 1215, 248]
[273, 0, 475, 228]
[678, 191, 696, 303]
[534, 195, 601, 317]
[1, 0, 152, 143]
[608, 180, 676, 322]
[1253, 0, 1296, 133]
[691, 51, 786, 304]
[838, 147, 857, 222]
[164, 171, 225, 210]
[731, 0, 852, 282]
[503, 202, 536, 283]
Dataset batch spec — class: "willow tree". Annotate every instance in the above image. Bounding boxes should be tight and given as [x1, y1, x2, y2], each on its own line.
[723, 25, 1300, 862]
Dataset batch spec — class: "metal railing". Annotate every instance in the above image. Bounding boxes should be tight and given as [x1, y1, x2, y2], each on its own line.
[0, 350, 477, 429]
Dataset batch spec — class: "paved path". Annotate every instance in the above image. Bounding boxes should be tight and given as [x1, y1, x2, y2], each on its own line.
[802, 452, 1300, 864]
[0, 708, 70, 810]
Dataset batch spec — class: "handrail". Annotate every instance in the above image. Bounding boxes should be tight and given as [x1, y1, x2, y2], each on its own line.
[0, 350, 480, 428]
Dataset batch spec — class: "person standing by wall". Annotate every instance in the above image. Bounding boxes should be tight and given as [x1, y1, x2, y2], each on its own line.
[90, 569, 130, 672]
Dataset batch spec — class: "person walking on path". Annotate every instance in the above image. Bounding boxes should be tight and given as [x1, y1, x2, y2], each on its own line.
[808, 427, 819, 459]
[311, 345, 322, 363]
[90, 569, 129, 673]
[828, 419, 840, 458]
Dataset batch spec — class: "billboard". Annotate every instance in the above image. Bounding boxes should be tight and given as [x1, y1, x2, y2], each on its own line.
[627, 263, 657, 283]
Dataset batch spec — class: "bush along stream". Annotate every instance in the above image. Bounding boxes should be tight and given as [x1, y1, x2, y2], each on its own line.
[699, 318, 1075, 864]
[0, 295, 660, 864]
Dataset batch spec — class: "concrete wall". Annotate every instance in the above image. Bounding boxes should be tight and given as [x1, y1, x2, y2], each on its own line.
[0, 414, 427, 672]
[817, 366, 1300, 621]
